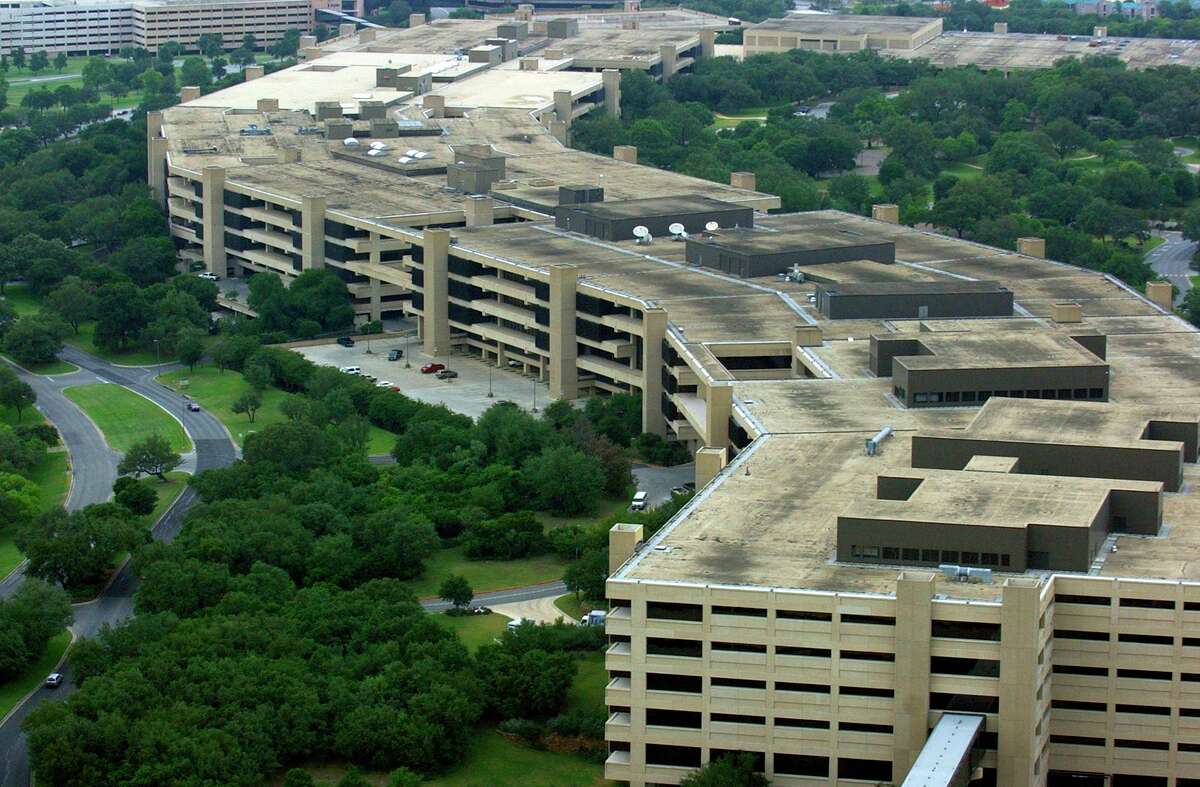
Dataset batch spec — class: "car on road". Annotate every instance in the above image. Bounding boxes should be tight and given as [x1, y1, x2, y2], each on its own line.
[186, 402, 202, 412]
[44, 673, 63, 688]
[387, 349, 403, 361]
[339, 366, 361, 375]
[793, 106, 811, 116]
[337, 336, 355, 348]
[436, 369, 459, 380]
[375, 380, 393, 388]
[197, 272, 218, 281]
[670, 485, 692, 497]
[421, 363, 445, 374]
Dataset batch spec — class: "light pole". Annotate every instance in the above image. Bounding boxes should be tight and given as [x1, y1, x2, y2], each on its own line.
[153, 339, 161, 365]
[404, 334, 411, 369]
[487, 364, 493, 398]
[531, 378, 538, 413]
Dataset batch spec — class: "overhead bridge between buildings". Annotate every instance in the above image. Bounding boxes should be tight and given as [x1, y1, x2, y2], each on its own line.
[314, 8, 383, 27]
[900, 713, 985, 787]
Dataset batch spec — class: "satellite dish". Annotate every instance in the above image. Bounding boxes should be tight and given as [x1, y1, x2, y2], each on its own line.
[632, 225, 649, 239]
[705, 221, 719, 231]
[668, 222, 685, 236]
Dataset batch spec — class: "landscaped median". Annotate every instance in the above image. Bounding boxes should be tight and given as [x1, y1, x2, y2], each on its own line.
[63, 383, 191, 453]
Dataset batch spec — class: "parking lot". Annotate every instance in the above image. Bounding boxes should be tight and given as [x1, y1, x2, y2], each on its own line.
[296, 339, 551, 420]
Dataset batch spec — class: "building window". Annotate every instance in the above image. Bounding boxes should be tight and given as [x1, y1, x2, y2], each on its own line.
[711, 676, 765, 690]
[646, 602, 702, 622]
[1052, 700, 1106, 712]
[930, 693, 999, 713]
[841, 614, 896, 626]
[711, 713, 765, 725]
[647, 638, 702, 658]
[777, 646, 830, 658]
[1054, 629, 1109, 642]
[646, 708, 701, 729]
[1120, 597, 1175, 610]
[776, 681, 830, 694]
[774, 753, 828, 777]
[713, 641, 766, 654]
[1053, 664, 1108, 677]
[882, 547, 900, 560]
[777, 609, 831, 622]
[647, 673, 702, 693]
[1118, 633, 1173, 645]
[932, 620, 1001, 641]
[1117, 668, 1172, 681]
[711, 605, 767, 618]
[1115, 704, 1170, 716]
[775, 717, 830, 729]
[646, 744, 701, 768]
[1051, 734, 1105, 747]
[1114, 739, 1169, 751]
[843, 650, 895, 662]
[838, 758, 892, 782]
[930, 656, 1000, 678]
[840, 721, 893, 734]
[1056, 594, 1111, 606]
[840, 686, 894, 698]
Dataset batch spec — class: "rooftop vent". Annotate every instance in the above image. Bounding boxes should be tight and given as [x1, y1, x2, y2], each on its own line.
[865, 426, 893, 456]
[239, 124, 272, 137]
[939, 564, 993, 584]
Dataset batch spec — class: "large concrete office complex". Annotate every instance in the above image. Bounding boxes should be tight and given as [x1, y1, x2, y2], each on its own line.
[152, 13, 1200, 787]
[0, 0, 339, 56]
[742, 13, 1200, 70]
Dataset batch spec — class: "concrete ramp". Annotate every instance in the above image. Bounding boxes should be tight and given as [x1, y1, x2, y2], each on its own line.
[900, 713, 984, 787]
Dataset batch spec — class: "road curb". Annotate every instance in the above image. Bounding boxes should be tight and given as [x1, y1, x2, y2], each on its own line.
[0, 630, 77, 729]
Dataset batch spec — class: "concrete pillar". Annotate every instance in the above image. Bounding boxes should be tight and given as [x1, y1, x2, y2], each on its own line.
[408, 12, 425, 26]
[548, 264, 578, 400]
[465, 195, 494, 226]
[422, 228, 451, 357]
[1051, 302, 1083, 324]
[244, 65, 264, 81]
[695, 446, 727, 489]
[1017, 236, 1045, 258]
[201, 166, 226, 279]
[146, 112, 166, 208]
[792, 324, 821, 375]
[299, 34, 317, 48]
[658, 44, 677, 79]
[301, 47, 322, 61]
[602, 69, 621, 117]
[369, 276, 382, 321]
[256, 97, 278, 112]
[997, 579, 1045, 786]
[326, 119, 353, 139]
[520, 57, 539, 70]
[730, 171, 755, 190]
[872, 203, 899, 223]
[424, 94, 445, 118]
[704, 382, 731, 449]
[609, 523, 644, 574]
[1146, 280, 1174, 311]
[553, 89, 573, 126]
[641, 307, 667, 436]
[613, 145, 637, 164]
[359, 28, 376, 42]
[699, 30, 716, 58]
[550, 119, 569, 146]
[892, 572, 935, 782]
[993, 21, 1008, 33]
[180, 85, 201, 102]
[339, 22, 356, 37]
[301, 196, 326, 270]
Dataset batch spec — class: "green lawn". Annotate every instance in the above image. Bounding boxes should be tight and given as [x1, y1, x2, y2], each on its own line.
[432, 612, 508, 652]
[142, 471, 189, 523]
[0, 284, 43, 316]
[0, 403, 45, 428]
[941, 161, 985, 180]
[554, 593, 589, 622]
[566, 652, 608, 717]
[406, 546, 567, 600]
[0, 351, 78, 376]
[28, 451, 69, 512]
[0, 533, 21, 581]
[66, 322, 177, 366]
[0, 630, 71, 720]
[535, 496, 629, 532]
[428, 730, 611, 787]
[158, 365, 397, 452]
[64, 383, 191, 453]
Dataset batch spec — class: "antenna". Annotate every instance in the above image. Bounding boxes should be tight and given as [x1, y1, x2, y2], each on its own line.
[705, 221, 719, 232]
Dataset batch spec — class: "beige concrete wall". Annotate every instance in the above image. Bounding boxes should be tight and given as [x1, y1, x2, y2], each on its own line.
[548, 264, 579, 399]
[201, 165, 226, 279]
[422, 229, 451, 357]
[301, 196, 326, 270]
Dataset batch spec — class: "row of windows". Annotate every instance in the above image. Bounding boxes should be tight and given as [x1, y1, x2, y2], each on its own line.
[1053, 699, 1200, 717]
[1053, 663, 1200, 682]
[1056, 592, 1200, 611]
[908, 387, 1105, 404]
[1055, 628, 1200, 646]
[1050, 735, 1200, 752]
[645, 600, 894, 626]
[850, 544, 1012, 567]
[644, 708, 893, 734]
[642, 745, 889, 780]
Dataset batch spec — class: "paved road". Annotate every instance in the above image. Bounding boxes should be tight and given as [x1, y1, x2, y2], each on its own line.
[0, 349, 236, 787]
[421, 580, 569, 614]
[634, 462, 695, 508]
[1146, 230, 1198, 306]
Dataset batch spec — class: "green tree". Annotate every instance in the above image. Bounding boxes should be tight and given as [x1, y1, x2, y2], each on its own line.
[1181, 286, 1200, 327]
[53, 52, 67, 73]
[930, 177, 1013, 238]
[232, 389, 262, 423]
[17, 503, 144, 590]
[1182, 208, 1200, 244]
[179, 56, 211, 88]
[196, 33, 224, 58]
[28, 51, 49, 75]
[44, 277, 96, 335]
[281, 770, 315, 787]
[117, 433, 182, 481]
[176, 328, 205, 372]
[2, 315, 65, 366]
[386, 768, 423, 787]
[0, 367, 36, 421]
[11, 47, 25, 71]
[679, 753, 769, 787]
[93, 282, 149, 352]
[439, 574, 473, 610]
[113, 476, 157, 515]
[826, 173, 871, 214]
[522, 445, 604, 516]
[475, 643, 576, 719]
[243, 353, 271, 391]
[80, 57, 111, 90]
[0, 471, 40, 536]
[0, 579, 71, 681]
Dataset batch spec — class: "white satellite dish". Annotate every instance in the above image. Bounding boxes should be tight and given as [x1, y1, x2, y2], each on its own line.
[705, 221, 719, 231]
[668, 222, 685, 236]
[632, 225, 649, 239]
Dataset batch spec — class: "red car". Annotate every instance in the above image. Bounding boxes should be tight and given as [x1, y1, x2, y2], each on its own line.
[420, 363, 445, 374]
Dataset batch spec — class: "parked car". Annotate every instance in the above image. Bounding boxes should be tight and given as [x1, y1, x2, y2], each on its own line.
[387, 349, 403, 361]
[336, 336, 355, 348]
[580, 610, 607, 627]
[375, 380, 393, 388]
[339, 366, 361, 375]
[421, 363, 445, 374]
[197, 272, 218, 281]
[506, 360, 522, 368]
[630, 491, 648, 511]
[186, 402, 202, 412]
[44, 673, 63, 689]
[670, 485, 692, 497]
[436, 369, 458, 380]
[362, 373, 377, 382]
[390, 386, 402, 392]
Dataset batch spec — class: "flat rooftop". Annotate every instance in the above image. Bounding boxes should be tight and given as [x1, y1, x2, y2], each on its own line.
[821, 280, 1008, 297]
[747, 14, 940, 36]
[560, 195, 749, 221]
[883, 330, 1106, 373]
[690, 226, 885, 255]
[898, 30, 1200, 70]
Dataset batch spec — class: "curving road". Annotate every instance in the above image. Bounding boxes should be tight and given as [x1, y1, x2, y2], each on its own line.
[1147, 230, 1198, 306]
[0, 348, 236, 787]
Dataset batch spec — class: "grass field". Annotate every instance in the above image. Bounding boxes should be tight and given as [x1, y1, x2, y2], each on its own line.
[64, 383, 191, 453]
[566, 651, 608, 716]
[432, 611, 508, 652]
[941, 160, 985, 180]
[66, 322, 177, 366]
[0, 285, 42, 316]
[142, 471, 189, 523]
[554, 593, 593, 623]
[426, 730, 612, 787]
[0, 630, 71, 720]
[28, 451, 69, 512]
[0, 351, 78, 376]
[157, 365, 398, 452]
[406, 546, 567, 600]
[535, 496, 629, 532]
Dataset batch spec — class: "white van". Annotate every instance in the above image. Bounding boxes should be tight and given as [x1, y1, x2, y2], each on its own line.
[339, 366, 361, 375]
[630, 491, 648, 511]
[506, 617, 526, 632]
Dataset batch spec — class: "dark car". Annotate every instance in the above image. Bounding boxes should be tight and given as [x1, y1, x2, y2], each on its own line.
[436, 369, 459, 380]
[387, 349, 403, 361]
[186, 402, 201, 412]
[336, 336, 355, 348]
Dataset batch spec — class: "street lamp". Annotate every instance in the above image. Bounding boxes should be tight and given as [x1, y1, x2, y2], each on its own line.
[153, 339, 161, 365]
[531, 378, 538, 413]
[404, 334, 411, 369]
[487, 364, 494, 398]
